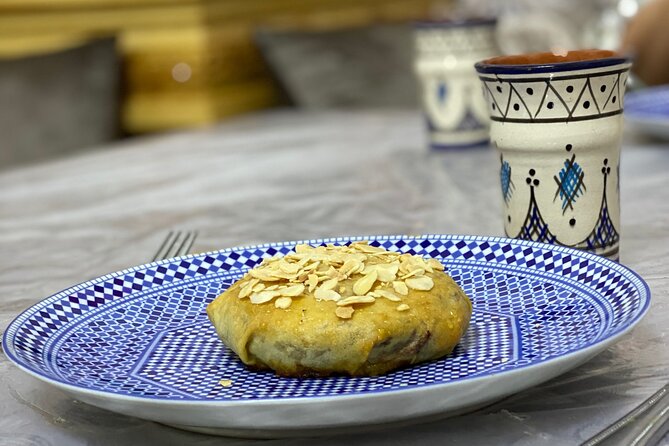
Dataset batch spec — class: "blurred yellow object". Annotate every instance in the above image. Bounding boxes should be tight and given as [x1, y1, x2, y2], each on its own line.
[124, 81, 277, 132]
[0, 0, 443, 133]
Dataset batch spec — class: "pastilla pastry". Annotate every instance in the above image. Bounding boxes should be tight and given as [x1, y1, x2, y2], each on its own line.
[207, 241, 472, 377]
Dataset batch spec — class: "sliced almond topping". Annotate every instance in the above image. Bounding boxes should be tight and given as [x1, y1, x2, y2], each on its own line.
[258, 257, 275, 266]
[279, 284, 305, 297]
[427, 258, 445, 271]
[302, 261, 320, 271]
[353, 243, 386, 253]
[314, 288, 341, 302]
[340, 258, 362, 277]
[238, 282, 254, 299]
[315, 263, 330, 273]
[325, 266, 339, 279]
[400, 258, 411, 275]
[353, 270, 377, 295]
[250, 290, 280, 304]
[278, 261, 300, 274]
[401, 268, 425, 280]
[335, 306, 354, 319]
[295, 256, 310, 266]
[349, 253, 369, 263]
[320, 278, 339, 291]
[328, 253, 347, 265]
[369, 249, 396, 256]
[368, 263, 399, 282]
[241, 243, 445, 311]
[270, 270, 298, 280]
[294, 244, 312, 253]
[306, 274, 319, 293]
[374, 289, 401, 302]
[337, 295, 376, 306]
[275, 296, 292, 309]
[249, 268, 280, 281]
[352, 262, 366, 275]
[405, 276, 434, 291]
[392, 281, 409, 296]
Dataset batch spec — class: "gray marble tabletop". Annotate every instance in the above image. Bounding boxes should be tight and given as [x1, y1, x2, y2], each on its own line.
[0, 110, 667, 445]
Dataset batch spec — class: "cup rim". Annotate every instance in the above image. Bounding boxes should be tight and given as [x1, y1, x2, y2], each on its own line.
[414, 18, 497, 29]
[475, 49, 630, 75]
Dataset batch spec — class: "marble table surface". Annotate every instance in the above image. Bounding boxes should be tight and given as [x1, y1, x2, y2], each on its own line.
[0, 110, 667, 445]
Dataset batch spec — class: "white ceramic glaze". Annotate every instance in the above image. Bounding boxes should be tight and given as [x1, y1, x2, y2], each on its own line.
[414, 20, 498, 148]
[476, 52, 631, 259]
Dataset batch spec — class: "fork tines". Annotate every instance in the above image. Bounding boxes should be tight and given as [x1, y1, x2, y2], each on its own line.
[152, 230, 198, 262]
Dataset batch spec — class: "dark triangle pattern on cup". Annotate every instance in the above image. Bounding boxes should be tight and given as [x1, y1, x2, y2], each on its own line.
[556, 77, 588, 111]
[506, 84, 533, 120]
[534, 83, 571, 120]
[571, 79, 599, 118]
[517, 82, 550, 117]
[481, 81, 505, 119]
[600, 73, 622, 112]
[486, 80, 512, 117]
[478, 66, 629, 123]
[592, 73, 620, 113]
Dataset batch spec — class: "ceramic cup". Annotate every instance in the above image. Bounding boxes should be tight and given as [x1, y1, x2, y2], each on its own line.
[414, 19, 499, 149]
[475, 49, 631, 259]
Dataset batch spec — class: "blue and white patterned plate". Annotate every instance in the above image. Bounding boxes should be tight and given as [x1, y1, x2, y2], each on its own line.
[3, 235, 650, 438]
[625, 86, 669, 140]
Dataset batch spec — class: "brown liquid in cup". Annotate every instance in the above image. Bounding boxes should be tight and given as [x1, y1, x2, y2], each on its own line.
[482, 49, 621, 66]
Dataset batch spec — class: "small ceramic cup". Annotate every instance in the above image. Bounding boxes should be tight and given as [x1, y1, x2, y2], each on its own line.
[475, 50, 631, 259]
[414, 19, 499, 148]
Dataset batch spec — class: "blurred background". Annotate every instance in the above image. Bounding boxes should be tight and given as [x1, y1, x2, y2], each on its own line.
[0, 0, 660, 169]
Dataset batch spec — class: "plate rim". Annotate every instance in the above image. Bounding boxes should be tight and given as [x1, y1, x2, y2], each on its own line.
[2, 234, 652, 407]
[625, 85, 669, 122]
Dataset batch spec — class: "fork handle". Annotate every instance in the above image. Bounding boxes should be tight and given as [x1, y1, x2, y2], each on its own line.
[583, 384, 669, 446]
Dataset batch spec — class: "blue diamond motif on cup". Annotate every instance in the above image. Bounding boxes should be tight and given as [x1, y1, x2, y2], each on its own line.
[554, 154, 586, 213]
[500, 158, 514, 203]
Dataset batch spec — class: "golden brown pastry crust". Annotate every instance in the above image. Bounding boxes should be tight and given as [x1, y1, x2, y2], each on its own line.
[207, 243, 472, 377]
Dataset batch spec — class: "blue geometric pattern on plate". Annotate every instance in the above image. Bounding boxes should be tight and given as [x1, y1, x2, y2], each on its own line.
[3, 235, 650, 402]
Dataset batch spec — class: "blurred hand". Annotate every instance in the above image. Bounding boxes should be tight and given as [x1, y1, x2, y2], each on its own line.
[622, 0, 669, 86]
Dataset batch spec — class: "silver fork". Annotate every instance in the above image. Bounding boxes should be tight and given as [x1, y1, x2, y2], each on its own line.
[151, 230, 199, 261]
[582, 382, 669, 446]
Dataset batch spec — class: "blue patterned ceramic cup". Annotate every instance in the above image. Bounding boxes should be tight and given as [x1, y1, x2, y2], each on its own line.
[414, 19, 499, 148]
[475, 50, 631, 259]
